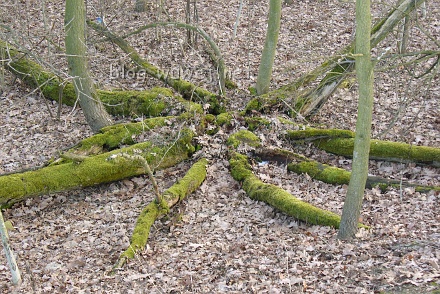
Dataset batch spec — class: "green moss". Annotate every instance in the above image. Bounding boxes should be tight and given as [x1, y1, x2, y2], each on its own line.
[245, 117, 270, 131]
[99, 87, 172, 117]
[163, 158, 208, 201]
[121, 158, 207, 261]
[120, 201, 160, 259]
[0, 129, 195, 205]
[277, 116, 295, 125]
[286, 128, 355, 141]
[248, 86, 257, 96]
[227, 130, 261, 149]
[228, 152, 366, 229]
[244, 98, 262, 113]
[173, 79, 225, 114]
[216, 112, 232, 126]
[225, 79, 238, 89]
[76, 117, 171, 154]
[315, 138, 440, 166]
[288, 161, 351, 185]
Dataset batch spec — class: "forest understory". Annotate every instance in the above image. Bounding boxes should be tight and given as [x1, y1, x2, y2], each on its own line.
[0, 0, 439, 293]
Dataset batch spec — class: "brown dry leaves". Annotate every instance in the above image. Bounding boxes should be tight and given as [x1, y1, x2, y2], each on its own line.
[1, 0, 439, 293]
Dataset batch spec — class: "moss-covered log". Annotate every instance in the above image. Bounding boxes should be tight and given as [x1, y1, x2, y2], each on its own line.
[122, 22, 226, 95]
[226, 133, 356, 228]
[0, 39, 193, 118]
[288, 160, 439, 193]
[285, 128, 355, 141]
[71, 117, 176, 155]
[87, 21, 225, 114]
[229, 151, 367, 229]
[114, 158, 208, 269]
[315, 138, 440, 167]
[0, 129, 195, 206]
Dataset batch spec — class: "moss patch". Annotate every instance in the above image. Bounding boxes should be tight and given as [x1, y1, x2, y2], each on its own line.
[245, 117, 270, 131]
[315, 138, 440, 166]
[227, 130, 261, 149]
[228, 152, 367, 229]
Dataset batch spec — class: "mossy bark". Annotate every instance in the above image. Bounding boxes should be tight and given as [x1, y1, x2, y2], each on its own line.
[287, 160, 439, 193]
[72, 116, 175, 155]
[87, 21, 225, 114]
[315, 138, 440, 167]
[0, 40, 195, 118]
[115, 158, 208, 268]
[0, 129, 195, 206]
[228, 152, 367, 229]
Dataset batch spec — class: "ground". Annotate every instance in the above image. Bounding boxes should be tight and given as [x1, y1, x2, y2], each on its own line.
[0, 0, 439, 293]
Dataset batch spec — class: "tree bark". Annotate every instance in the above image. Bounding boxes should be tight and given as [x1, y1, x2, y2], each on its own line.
[255, 0, 282, 95]
[65, 0, 113, 132]
[338, 0, 374, 240]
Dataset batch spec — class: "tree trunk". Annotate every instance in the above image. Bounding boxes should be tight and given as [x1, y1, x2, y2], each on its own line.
[338, 0, 374, 240]
[135, 0, 148, 12]
[243, 0, 426, 117]
[255, 0, 282, 95]
[65, 0, 113, 132]
[115, 158, 208, 269]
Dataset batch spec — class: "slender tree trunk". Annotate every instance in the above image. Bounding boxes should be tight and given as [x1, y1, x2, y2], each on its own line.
[338, 0, 374, 240]
[135, 0, 148, 12]
[255, 0, 281, 95]
[65, 0, 113, 132]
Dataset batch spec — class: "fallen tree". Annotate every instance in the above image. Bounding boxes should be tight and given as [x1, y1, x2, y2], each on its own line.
[1, 0, 438, 269]
[254, 147, 439, 193]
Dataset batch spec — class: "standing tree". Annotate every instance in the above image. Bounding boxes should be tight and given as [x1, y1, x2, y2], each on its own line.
[255, 0, 281, 95]
[338, 0, 374, 240]
[65, 0, 113, 132]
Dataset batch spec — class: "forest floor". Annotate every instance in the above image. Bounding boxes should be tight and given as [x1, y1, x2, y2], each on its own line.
[0, 0, 439, 293]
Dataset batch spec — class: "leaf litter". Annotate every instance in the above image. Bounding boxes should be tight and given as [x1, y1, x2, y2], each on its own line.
[0, 0, 439, 293]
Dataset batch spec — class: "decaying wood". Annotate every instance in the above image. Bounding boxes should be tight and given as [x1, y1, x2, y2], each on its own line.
[254, 148, 439, 193]
[0, 128, 195, 206]
[114, 158, 208, 270]
[87, 21, 225, 114]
